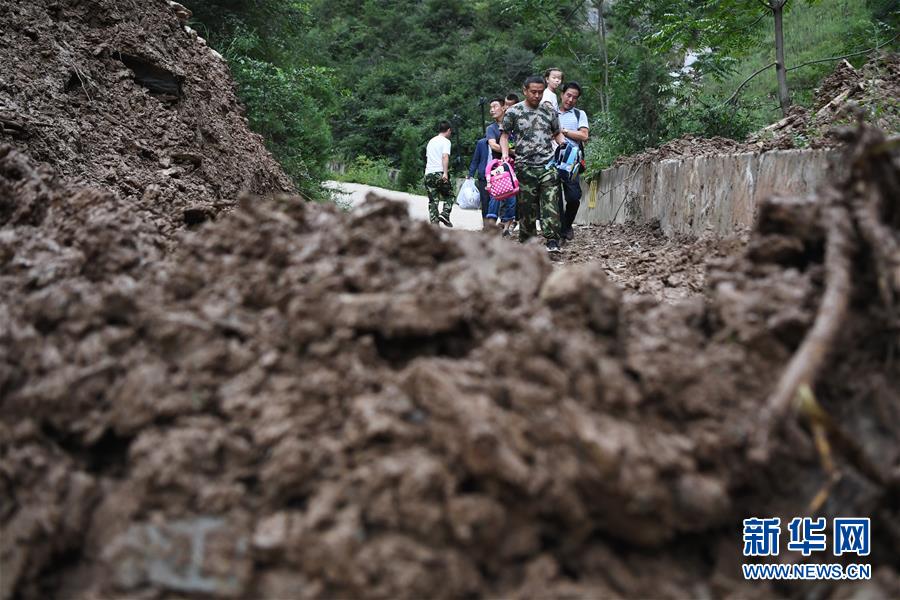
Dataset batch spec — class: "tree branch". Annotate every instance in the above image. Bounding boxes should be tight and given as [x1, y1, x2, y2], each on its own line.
[740, 10, 769, 32]
[534, 0, 589, 58]
[786, 32, 900, 72]
[754, 0, 773, 11]
[722, 61, 776, 105]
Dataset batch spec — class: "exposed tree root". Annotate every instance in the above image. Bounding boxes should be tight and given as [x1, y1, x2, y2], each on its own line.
[753, 123, 900, 472]
[752, 200, 854, 459]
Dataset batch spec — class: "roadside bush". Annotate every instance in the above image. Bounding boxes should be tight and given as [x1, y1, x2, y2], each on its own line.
[330, 155, 396, 190]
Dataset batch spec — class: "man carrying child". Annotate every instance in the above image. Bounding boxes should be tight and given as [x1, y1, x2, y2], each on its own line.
[499, 76, 566, 252]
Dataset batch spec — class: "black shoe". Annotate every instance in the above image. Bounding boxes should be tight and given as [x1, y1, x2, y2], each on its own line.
[439, 214, 453, 227]
[564, 228, 574, 241]
[546, 239, 561, 253]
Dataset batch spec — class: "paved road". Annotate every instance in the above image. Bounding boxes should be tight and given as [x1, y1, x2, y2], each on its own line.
[325, 181, 484, 231]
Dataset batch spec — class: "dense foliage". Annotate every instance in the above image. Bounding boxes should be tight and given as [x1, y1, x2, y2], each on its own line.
[304, 0, 597, 190]
[186, 0, 896, 191]
[185, 0, 339, 197]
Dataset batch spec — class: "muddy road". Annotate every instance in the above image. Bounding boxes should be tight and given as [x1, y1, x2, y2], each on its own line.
[326, 180, 740, 301]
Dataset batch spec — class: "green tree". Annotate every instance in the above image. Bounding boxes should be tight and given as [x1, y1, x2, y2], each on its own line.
[184, 1, 338, 196]
[308, 0, 592, 176]
[618, 0, 897, 116]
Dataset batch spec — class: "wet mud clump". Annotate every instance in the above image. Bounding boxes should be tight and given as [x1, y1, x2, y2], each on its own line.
[0, 0, 293, 240]
[2, 121, 899, 598]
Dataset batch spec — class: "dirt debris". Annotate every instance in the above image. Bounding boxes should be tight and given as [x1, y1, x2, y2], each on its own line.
[559, 220, 748, 302]
[2, 121, 899, 598]
[612, 135, 746, 169]
[746, 53, 900, 151]
[0, 0, 293, 242]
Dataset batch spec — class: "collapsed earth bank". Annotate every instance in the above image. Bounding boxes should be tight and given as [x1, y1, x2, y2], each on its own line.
[0, 0, 293, 243]
[2, 122, 899, 598]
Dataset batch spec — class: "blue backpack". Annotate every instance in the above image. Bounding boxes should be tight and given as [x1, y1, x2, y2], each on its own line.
[557, 143, 582, 175]
[556, 107, 586, 176]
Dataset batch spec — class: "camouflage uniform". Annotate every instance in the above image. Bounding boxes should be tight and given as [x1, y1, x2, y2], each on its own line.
[500, 102, 561, 242]
[423, 172, 454, 223]
[516, 165, 560, 241]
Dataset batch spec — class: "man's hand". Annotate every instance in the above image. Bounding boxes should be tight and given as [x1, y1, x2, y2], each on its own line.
[499, 131, 511, 163]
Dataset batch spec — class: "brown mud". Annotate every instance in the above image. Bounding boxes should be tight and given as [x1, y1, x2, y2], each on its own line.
[2, 2, 900, 598]
[0, 0, 293, 243]
[3, 121, 900, 598]
[559, 222, 748, 302]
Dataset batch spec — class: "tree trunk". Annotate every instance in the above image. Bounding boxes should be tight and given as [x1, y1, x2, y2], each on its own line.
[773, 0, 791, 116]
[598, 0, 610, 114]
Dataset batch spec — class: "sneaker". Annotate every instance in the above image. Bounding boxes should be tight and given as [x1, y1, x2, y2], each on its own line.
[438, 214, 453, 227]
[546, 239, 561, 253]
[564, 228, 574, 241]
[501, 227, 511, 238]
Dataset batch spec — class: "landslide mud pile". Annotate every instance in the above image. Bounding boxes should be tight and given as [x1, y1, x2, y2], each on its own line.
[0, 0, 293, 240]
[2, 121, 899, 598]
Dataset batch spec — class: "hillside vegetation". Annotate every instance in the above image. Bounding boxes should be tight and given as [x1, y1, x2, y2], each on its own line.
[184, 0, 898, 192]
[702, 0, 893, 128]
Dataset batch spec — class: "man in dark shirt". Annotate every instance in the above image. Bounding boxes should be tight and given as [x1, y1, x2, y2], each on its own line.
[485, 97, 516, 230]
[486, 97, 505, 158]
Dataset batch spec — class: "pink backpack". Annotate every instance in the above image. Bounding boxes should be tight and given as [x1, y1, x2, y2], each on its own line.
[484, 159, 519, 201]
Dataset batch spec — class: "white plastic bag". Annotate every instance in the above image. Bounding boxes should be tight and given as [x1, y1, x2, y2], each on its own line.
[457, 178, 481, 210]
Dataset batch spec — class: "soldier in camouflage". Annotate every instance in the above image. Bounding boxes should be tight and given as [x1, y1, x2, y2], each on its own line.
[500, 76, 566, 252]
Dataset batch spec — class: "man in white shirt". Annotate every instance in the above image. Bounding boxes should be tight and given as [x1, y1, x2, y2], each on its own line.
[423, 121, 454, 227]
[556, 82, 589, 241]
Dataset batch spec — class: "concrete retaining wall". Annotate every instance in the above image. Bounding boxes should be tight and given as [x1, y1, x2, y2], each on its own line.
[575, 148, 839, 236]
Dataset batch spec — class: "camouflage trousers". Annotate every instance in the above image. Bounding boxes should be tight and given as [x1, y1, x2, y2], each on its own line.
[423, 172, 454, 223]
[516, 164, 560, 242]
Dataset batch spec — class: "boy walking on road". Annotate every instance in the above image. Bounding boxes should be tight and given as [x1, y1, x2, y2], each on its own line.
[500, 76, 566, 252]
[423, 121, 454, 227]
